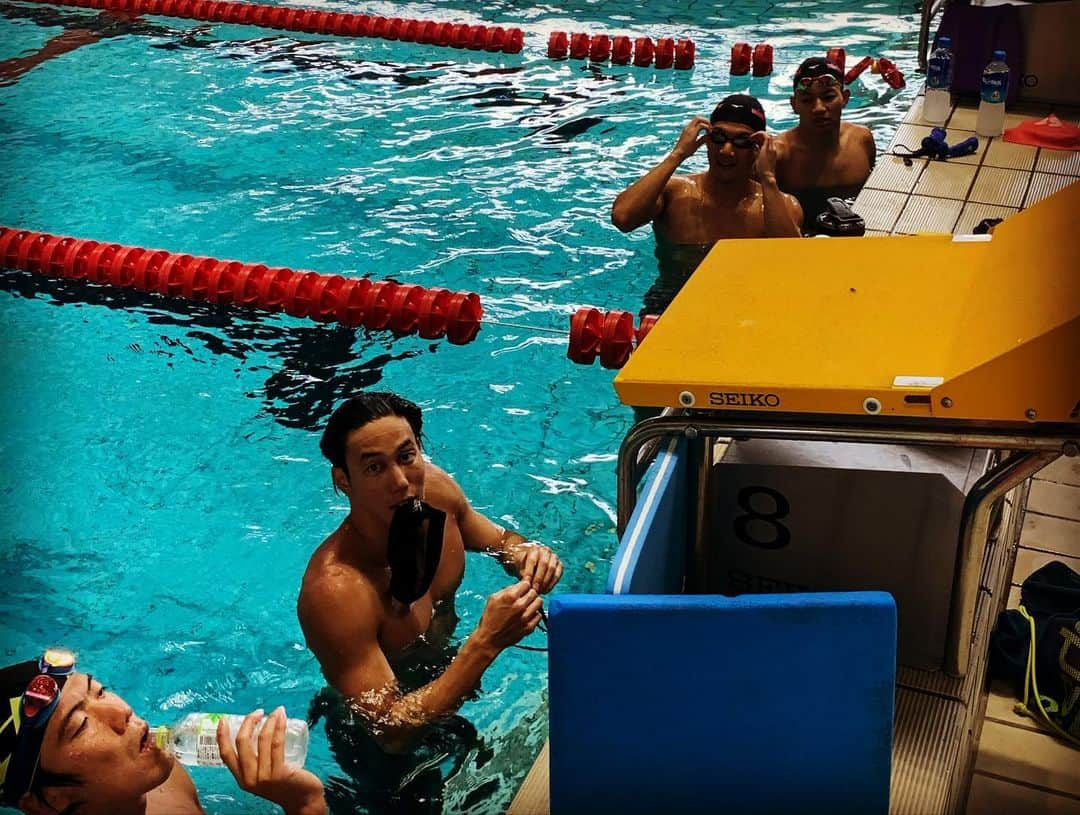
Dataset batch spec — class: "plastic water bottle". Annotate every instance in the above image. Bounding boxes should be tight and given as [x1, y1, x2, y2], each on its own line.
[152, 713, 310, 768]
[923, 37, 953, 124]
[976, 50, 1009, 137]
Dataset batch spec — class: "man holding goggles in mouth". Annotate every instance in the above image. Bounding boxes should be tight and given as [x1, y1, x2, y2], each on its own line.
[299, 391, 561, 764]
[0, 649, 327, 815]
[611, 93, 802, 315]
[774, 57, 876, 233]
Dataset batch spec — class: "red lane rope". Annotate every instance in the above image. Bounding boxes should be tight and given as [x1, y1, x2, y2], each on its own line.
[0, 226, 483, 344]
[548, 31, 694, 69]
[24, 0, 525, 53]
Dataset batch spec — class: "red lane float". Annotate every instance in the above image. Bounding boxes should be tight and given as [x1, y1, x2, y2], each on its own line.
[826, 46, 846, 74]
[0, 227, 482, 344]
[877, 57, 906, 89]
[566, 307, 659, 369]
[731, 42, 752, 76]
[546, 30, 694, 69]
[27, 0, 525, 53]
[752, 43, 773, 76]
[843, 55, 873, 85]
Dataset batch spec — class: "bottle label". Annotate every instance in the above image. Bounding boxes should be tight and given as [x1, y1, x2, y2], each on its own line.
[927, 55, 951, 90]
[196, 714, 225, 767]
[980, 70, 1009, 103]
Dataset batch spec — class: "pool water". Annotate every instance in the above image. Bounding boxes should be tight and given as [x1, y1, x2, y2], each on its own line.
[0, 0, 919, 811]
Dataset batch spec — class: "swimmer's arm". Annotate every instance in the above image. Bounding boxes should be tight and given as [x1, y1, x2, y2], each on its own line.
[302, 579, 498, 754]
[0, 27, 102, 85]
[863, 127, 877, 169]
[611, 116, 711, 233]
[439, 468, 563, 593]
[759, 177, 802, 237]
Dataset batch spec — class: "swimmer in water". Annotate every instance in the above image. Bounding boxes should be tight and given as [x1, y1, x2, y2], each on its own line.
[774, 57, 877, 234]
[611, 93, 802, 315]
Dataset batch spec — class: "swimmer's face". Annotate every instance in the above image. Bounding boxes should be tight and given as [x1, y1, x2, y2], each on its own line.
[21, 672, 173, 814]
[335, 415, 426, 527]
[791, 79, 849, 129]
[705, 122, 758, 178]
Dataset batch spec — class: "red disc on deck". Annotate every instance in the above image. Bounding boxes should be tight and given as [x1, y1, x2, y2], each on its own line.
[731, 42, 751, 75]
[654, 37, 674, 69]
[599, 309, 635, 369]
[611, 35, 631, 64]
[417, 287, 452, 338]
[548, 31, 568, 58]
[445, 292, 482, 345]
[503, 28, 524, 54]
[674, 39, 695, 69]
[567, 307, 602, 364]
[826, 47, 846, 74]
[485, 26, 507, 52]
[633, 37, 654, 67]
[752, 43, 773, 76]
[569, 32, 590, 60]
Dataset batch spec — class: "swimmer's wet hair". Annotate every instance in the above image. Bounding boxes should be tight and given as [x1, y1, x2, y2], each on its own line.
[320, 392, 424, 473]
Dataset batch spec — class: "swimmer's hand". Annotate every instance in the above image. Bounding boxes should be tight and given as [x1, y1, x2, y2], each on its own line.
[507, 541, 564, 594]
[218, 708, 327, 815]
[671, 116, 712, 162]
[474, 580, 544, 651]
[752, 132, 779, 182]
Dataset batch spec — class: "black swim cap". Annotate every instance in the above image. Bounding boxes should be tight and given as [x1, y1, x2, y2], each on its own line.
[709, 94, 766, 131]
[793, 56, 844, 88]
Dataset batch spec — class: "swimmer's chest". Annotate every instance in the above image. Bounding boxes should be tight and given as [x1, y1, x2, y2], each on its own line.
[783, 137, 869, 188]
[378, 523, 465, 653]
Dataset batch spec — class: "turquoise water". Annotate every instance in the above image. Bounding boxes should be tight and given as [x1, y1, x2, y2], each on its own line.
[0, 0, 918, 811]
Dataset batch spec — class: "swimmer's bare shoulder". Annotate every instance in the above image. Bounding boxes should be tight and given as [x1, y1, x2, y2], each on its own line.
[298, 535, 382, 680]
[418, 460, 470, 518]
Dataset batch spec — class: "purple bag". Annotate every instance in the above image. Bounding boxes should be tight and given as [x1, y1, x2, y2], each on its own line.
[935, 1, 1023, 104]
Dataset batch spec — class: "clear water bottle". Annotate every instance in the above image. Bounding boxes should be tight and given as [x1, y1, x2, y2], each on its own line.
[976, 49, 1009, 137]
[923, 36, 953, 124]
[152, 712, 310, 768]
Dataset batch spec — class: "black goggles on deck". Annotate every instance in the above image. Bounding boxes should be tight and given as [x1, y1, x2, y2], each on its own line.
[709, 128, 756, 149]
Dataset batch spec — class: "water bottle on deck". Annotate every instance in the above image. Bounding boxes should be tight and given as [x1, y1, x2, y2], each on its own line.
[976, 50, 1009, 137]
[923, 36, 953, 124]
[152, 712, 310, 768]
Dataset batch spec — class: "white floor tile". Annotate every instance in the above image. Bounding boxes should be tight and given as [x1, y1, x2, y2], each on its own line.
[1025, 173, 1077, 207]
[983, 138, 1039, 171]
[888, 124, 936, 153]
[893, 195, 963, 235]
[914, 162, 977, 199]
[969, 166, 1030, 208]
[852, 189, 908, 232]
[943, 129, 988, 165]
[864, 155, 926, 193]
[1035, 148, 1080, 177]
[948, 105, 979, 131]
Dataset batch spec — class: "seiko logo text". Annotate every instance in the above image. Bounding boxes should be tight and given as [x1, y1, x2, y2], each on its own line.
[708, 392, 781, 408]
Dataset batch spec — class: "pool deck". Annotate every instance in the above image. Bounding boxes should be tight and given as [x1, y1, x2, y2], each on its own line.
[508, 97, 1080, 815]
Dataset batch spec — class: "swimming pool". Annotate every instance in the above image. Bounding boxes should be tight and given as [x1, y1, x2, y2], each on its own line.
[0, 0, 919, 811]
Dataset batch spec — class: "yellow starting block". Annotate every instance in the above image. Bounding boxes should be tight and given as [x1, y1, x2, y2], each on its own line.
[615, 181, 1079, 427]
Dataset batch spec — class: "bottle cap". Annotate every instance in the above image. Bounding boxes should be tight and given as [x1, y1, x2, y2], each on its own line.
[938, 36, 951, 48]
[992, 49, 1006, 61]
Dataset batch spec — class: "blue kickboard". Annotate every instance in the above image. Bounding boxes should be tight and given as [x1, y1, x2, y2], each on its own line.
[548, 592, 896, 815]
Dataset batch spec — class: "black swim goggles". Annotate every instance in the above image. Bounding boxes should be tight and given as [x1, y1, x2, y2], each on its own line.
[387, 499, 445, 606]
[709, 128, 756, 149]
